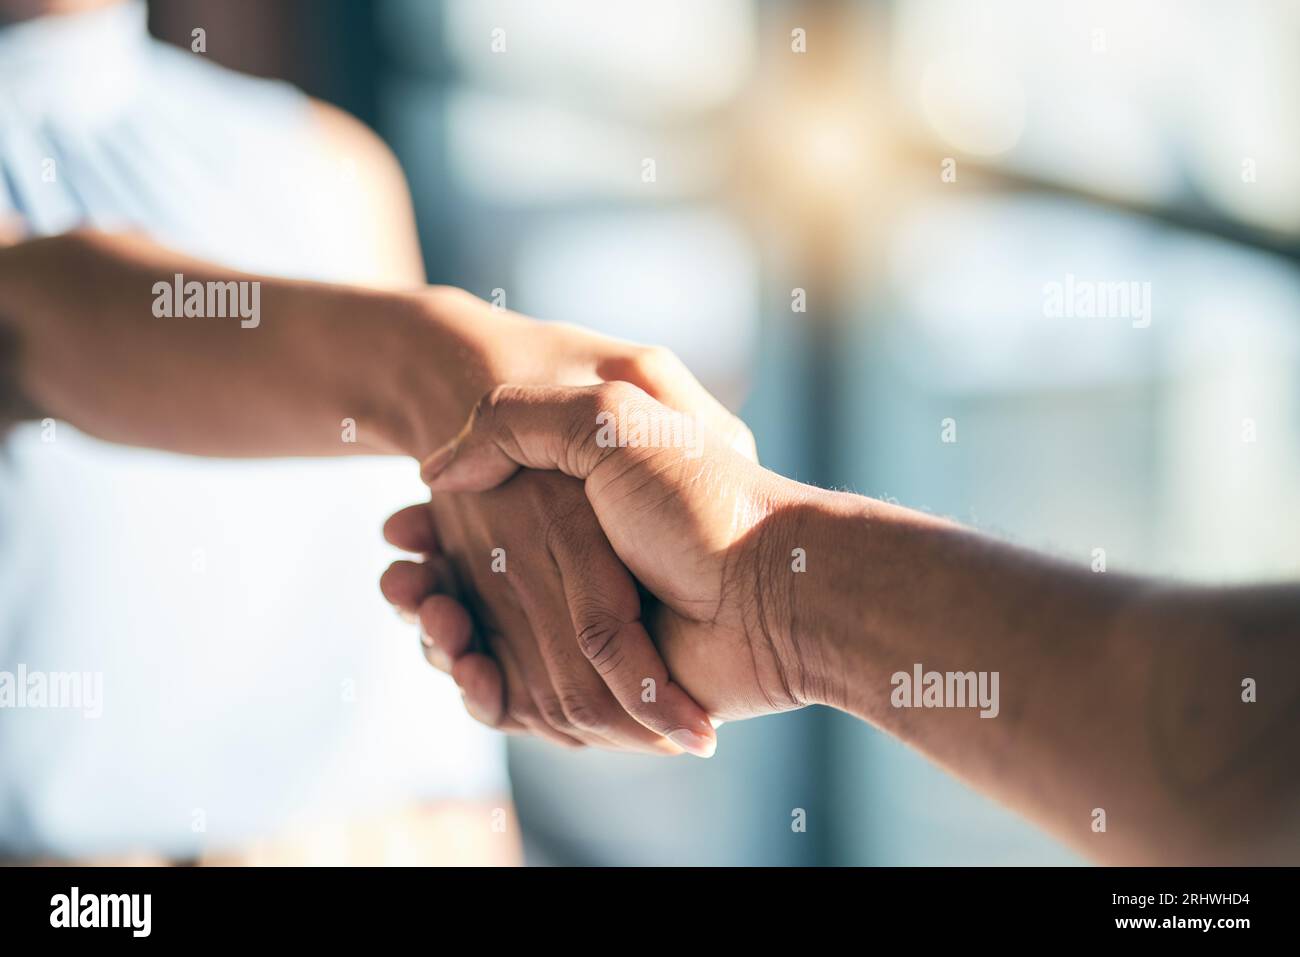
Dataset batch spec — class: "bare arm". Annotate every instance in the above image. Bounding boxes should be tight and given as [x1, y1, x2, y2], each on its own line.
[417, 381, 1300, 863]
[0, 97, 438, 455]
[0, 229, 494, 457]
[790, 493, 1300, 864]
[0, 233, 749, 753]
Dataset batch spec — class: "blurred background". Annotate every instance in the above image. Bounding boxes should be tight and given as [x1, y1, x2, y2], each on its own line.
[145, 0, 1300, 864]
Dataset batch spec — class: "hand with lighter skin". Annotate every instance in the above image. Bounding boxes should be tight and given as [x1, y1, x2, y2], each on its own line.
[403, 381, 1300, 865]
[0, 230, 750, 756]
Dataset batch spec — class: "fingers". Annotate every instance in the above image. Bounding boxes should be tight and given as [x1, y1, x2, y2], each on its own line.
[486, 630, 586, 749]
[416, 593, 474, 671]
[441, 527, 588, 749]
[379, 511, 474, 673]
[595, 345, 758, 462]
[381, 500, 553, 740]
[381, 502, 538, 735]
[382, 503, 439, 553]
[379, 502, 442, 622]
[417, 390, 723, 756]
[450, 652, 508, 727]
[379, 559, 439, 616]
[396, 452, 725, 755]
[421, 382, 658, 492]
[551, 538, 715, 757]
[516, 563, 683, 756]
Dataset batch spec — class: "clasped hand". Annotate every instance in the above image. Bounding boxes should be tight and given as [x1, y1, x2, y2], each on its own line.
[381, 374, 818, 759]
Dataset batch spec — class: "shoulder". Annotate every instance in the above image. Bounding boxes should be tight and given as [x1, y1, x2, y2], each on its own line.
[144, 41, 426, 286]
[306, 99, 409, 201]
[302, 99, 426, 287]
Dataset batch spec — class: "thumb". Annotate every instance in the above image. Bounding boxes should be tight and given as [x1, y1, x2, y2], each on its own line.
[419, 425, 518, 492]
[421, 382, 638, 492]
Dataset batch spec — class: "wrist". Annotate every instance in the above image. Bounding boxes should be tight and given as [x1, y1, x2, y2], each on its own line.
[759, 483, 857, 711]
[730, 476, 856, 711]
[0, 247, 29, 427]
[370, 288, 619, 460]
[755, 483, 939, 716]
[364, 287, 522, 458]
[0, 234, 91, 428]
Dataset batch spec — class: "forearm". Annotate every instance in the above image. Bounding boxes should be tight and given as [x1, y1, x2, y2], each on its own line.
[783, 486, 1300, 863]
[0, 231, 494, 458]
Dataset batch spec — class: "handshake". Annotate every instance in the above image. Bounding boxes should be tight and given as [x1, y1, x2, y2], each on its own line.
[366, 290, 1300, 867]
[380, 319, 811, 758]
[7, 232, 1292, 863]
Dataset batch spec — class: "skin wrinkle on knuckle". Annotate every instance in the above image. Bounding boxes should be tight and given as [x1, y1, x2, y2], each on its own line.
[557, 690, 612, 735]
[475, 383, 526, 455]
[561, 389, 607, 476]
[576, 617, 626, 674]
[588, 577, 640, 628]
[470, 385, 500, 435]
[535, 695, 575, 733]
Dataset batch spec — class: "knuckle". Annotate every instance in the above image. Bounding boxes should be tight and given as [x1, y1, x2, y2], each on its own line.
[558, 690, 612, 735]
[734, 415, 756, 443]
[576, 615, 624, 670]
[593, 379, 641, 410]
[548, 320, 584, 339]
[472, 383, 510, 428]
[535, 695, 574, 733]
[507, 700, 537, 727]
[426, 285, 484, 310]
[632, 344, 679, 379]
[586, 383, 645, 456]
[566, 396, 602, 458]
[733, 418, 758, 456]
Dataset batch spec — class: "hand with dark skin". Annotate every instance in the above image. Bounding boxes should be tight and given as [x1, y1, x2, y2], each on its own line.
[385, 472, 718, 753]
[397, 382, 823, 727]
[406, 381, 1300, 864]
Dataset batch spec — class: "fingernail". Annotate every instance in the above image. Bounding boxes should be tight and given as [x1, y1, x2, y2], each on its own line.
[668, 729, 716, 758]
[461, 689, 489, 725]
[428, 646, 452, 671]
[398, 608, 418, 625]
[418, 627, 435, 648]
[420, 442, 457, 484]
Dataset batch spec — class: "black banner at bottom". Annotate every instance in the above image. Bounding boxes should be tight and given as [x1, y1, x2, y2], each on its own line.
[0, 865, 1281, 943]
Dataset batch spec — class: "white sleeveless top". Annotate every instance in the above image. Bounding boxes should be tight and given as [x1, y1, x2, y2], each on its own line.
[0, 1, 506, 857]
